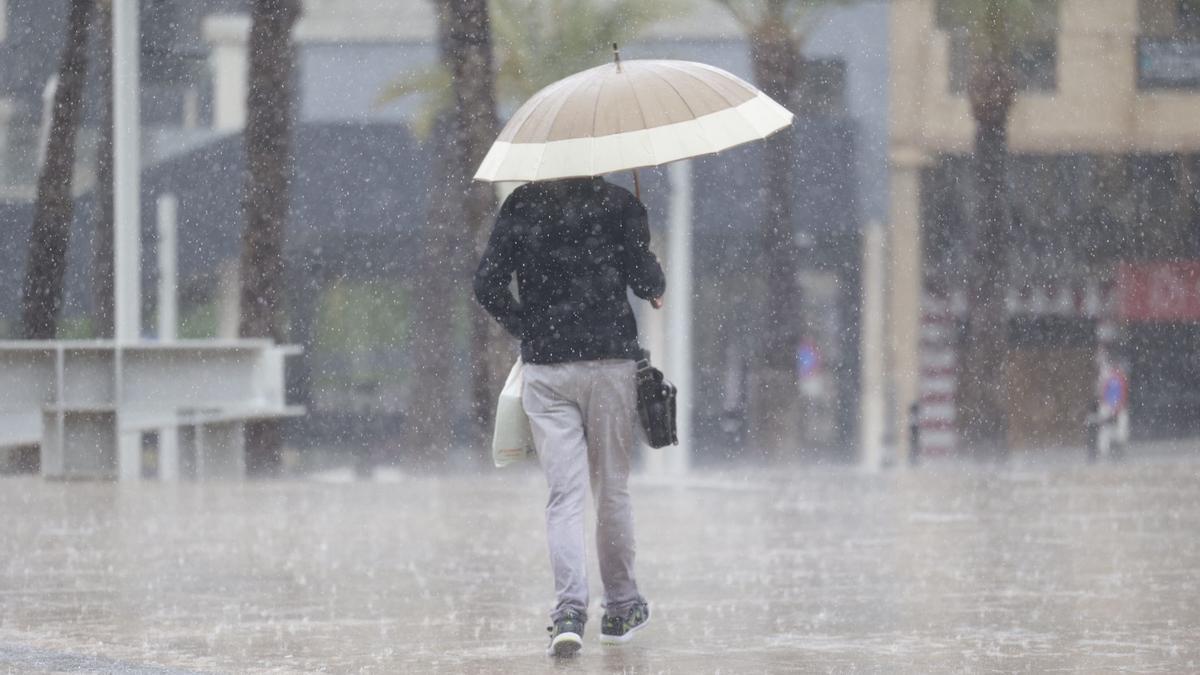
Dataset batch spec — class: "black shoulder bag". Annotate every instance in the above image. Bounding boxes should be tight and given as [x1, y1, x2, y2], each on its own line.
[635, 352, 678, 448]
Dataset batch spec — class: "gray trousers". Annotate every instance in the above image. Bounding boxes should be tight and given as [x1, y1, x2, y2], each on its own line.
[522, 359, 644, 623]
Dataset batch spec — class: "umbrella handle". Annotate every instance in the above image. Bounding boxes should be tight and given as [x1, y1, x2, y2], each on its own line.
[632, 169, 641, 200]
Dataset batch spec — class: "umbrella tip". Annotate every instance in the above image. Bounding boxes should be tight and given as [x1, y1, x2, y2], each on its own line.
[613, 43, 622, 72]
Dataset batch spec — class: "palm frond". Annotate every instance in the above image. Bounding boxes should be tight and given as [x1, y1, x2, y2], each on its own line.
[492, 0, 675, 105]
[378, 0, 685, 135]
[374, 67, 453, 107]
[936, 0, 1059, 50]
[710, 0, 760, 31]
[374, 67, 453, 139]
[713, 0, 856, 43]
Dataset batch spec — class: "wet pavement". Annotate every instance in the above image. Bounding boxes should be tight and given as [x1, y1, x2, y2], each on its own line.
[2, 453, 1199, 673]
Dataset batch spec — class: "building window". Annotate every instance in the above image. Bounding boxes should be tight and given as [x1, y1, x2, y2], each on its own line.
[1139, 0, 1200, 88]
[1180, 0, 1200, 33]
[1140, 0, 1200, 35]
[937, 0, 1060, 94]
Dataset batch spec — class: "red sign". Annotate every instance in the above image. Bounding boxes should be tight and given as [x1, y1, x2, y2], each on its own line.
[1116, 262, 1200, 322]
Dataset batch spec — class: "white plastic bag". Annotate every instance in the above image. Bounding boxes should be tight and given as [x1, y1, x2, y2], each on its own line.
[492, 358, 535, 467]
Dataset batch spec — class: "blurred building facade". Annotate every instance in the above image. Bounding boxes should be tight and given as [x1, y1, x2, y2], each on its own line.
[1, 0, 888, 464]
[889, 0, 1200, 456]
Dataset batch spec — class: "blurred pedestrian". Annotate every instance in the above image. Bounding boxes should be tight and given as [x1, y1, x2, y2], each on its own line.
[1091, 354, 1130, 462]
[908, 402, 921, 466]
[474, 176, 664, 657]
[1085, 400, 1108, 463]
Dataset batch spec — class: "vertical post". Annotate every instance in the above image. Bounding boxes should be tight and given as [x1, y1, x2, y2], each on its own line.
[156, 194, 178, 342]
[202, 15, 251, 132]
[889, 163, 924, 465]
[113, 0, 141, 344]
[37, 76, 57, 167]
[216, 260, 240, 339]
[860, 221, 886, 470]
[157, 195, 180, 479]
[195, 422, 246, 479]
[664, 160, 693, 474]
[115, 348, 142, 481]
[113, 0, 142, 480]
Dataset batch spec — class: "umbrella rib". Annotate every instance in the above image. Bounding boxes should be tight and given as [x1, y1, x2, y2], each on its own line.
[621, 70, 651, 135]
[525, 72, 590, 142]
[621, 72, 661, 163]
[644, 68, 700, 122]
[589, 74, 610, 175]
[550, 70, 602, 139]
[503, 67, 595, 143]
[501, 86, 560, 141]
[530, 72, 598, 177]
[590, 71, 609, 139]
[655, 61, 745, 109]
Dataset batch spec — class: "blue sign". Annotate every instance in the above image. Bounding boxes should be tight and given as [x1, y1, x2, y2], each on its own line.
[796, 342, 820, 379]
[1103, 371, 1127, 410]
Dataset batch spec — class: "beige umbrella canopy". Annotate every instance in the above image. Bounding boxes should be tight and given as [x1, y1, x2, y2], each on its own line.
[474, 54, 794, 183]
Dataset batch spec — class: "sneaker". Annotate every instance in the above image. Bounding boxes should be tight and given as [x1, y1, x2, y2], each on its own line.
[599, 601, 650, 645]
[546, 609, 585, 657]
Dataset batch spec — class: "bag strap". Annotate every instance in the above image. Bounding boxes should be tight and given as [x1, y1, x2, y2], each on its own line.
[636, 348, 651, 373]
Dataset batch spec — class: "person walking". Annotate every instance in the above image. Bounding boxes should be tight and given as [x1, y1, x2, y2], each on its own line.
[474, 176, 664, 657]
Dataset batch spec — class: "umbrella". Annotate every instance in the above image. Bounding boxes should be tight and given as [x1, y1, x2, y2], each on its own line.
[474, 47, 794, 187]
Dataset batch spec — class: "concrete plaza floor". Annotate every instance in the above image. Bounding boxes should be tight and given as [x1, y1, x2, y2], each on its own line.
[2, 452, 1199, 673]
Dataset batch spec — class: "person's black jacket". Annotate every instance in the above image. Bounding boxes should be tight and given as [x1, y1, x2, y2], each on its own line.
[473, 177, 665, 364]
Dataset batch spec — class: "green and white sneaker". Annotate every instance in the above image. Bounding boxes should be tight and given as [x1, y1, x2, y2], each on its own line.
[599, 601, 650, 645]
[546, 609, 585, 657]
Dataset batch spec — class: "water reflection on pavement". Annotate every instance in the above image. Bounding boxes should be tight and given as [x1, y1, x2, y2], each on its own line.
[2, 455, 1198, 673]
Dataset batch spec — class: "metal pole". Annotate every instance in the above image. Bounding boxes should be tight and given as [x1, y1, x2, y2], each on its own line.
[157, 194, 178, 342]
[37, 76, 58, 167]
[113, 0, 142, 481]
[113, 0, 141, 344]
[860, 221, 886, 470]
[665, 160, 693, 474]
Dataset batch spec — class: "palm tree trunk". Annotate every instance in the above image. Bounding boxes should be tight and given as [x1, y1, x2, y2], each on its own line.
[20, 0, 93, 340]
[959, 41, 1016, 457]
[92, 0, 115, 339]
[747, 20, 803, 457]
[958, 114, 1011, 455]
[404, 0, 499, 465]
[445, 0, 501, 447]
[406, 120, 463, 463]
[240, 0, 301, 476]
[436, 0, 500, 459]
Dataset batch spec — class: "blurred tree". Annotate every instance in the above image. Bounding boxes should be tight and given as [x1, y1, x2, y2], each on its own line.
[449, 0, 504, 455]
[938, 0, 1058, 457]
[383, 0, 666, 460]
[378, 0, 666, 128]
[398, 0, 499, 462]
[20, 0, 94, 339]
[92, 0, 116, 339]
[240, 0, 302, 476]
[711, 0, 847, 457]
